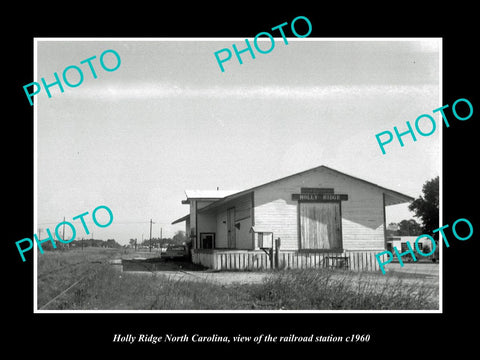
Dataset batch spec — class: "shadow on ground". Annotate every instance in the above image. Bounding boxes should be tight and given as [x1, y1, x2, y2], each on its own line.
[121, 257, 206, 272]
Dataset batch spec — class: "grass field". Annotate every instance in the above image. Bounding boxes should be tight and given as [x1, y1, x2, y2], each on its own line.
[36, 248, 439, 311]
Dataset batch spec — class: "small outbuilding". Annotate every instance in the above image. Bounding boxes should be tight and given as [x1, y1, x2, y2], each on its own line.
[171, 165, 413, 271]
[387, 236, 438, 262]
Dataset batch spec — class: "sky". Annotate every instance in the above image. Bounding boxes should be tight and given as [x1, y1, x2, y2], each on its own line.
[35, 38, 441, 245]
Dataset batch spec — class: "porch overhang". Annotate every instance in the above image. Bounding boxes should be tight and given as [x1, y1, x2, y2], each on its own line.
[383, 190, 414, 206]
[171, 214, 189, 225]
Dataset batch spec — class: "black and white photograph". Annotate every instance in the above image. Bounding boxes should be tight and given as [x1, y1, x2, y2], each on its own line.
[6, 6, 478, 354]
[34, 38, 441, 312]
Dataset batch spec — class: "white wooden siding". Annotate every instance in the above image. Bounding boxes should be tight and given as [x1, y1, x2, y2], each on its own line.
[253, 167, 386, 251]
[197, 213, 216, 236]
[214, 193, 253, 249]
[193, 200, 225, 248]
[235, 216, 253, 249]
[253, 197, 298, 250]
[189, 202, 196, 238]
[216, 212, 227, 248]
[390, 236, 433, 252]
[185, 218, 190, 239]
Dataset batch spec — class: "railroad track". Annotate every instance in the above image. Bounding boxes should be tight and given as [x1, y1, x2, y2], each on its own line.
[37, 260, 104, 280]
[38, 255, 205, 310]
[37, 253, 118, 310]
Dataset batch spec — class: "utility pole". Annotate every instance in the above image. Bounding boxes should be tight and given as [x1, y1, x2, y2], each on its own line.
[160, 226, 163, 249]
[149, 219, 155, 252]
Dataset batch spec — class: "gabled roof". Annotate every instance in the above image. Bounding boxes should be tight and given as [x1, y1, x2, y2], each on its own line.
[171, 165, 415, 224]
[196, 165, 414, 214]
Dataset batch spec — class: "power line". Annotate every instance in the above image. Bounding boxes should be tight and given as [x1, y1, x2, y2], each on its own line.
[37, 221, 173, 226]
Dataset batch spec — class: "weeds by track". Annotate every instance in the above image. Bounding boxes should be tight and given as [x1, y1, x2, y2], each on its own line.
[37, 248, 121, 310]
[36, 248, 439, 311]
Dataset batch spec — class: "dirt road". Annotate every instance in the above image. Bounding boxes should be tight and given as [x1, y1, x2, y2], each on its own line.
[111, 252, 439, 286]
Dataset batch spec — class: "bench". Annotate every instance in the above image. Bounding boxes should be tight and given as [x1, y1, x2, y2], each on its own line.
[325, 256, 349, 269]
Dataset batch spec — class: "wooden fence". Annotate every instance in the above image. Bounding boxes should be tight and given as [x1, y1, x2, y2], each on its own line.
[192, 249, 386, 272]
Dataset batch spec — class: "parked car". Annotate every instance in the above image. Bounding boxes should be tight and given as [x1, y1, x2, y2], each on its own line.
[163, 244, 189, 260]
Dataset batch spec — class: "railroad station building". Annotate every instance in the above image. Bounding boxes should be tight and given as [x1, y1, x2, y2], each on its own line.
[171, 165, 413, 271]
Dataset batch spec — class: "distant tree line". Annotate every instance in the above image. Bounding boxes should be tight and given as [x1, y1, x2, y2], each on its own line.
[130, 230, 188, 249]
[387, 219, 423, 237]
[36, 238, 122, 251]
[36, 229, 189, 252]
